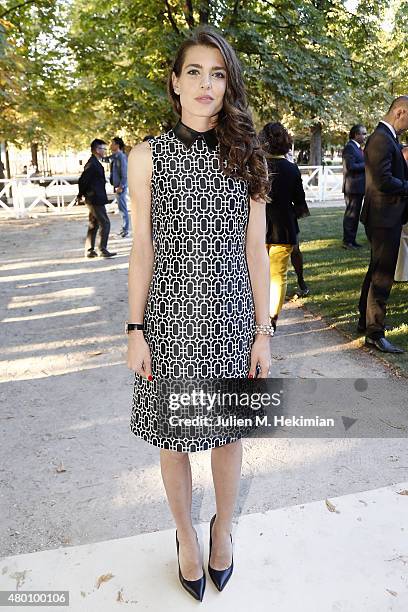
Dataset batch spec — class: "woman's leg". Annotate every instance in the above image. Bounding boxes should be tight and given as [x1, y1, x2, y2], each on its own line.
[267, 243, 293, 319]
[117, 188, 129, 234]
[160, 449, 203, 580]
[210, 439, 243, 569]
[291, 242, 308, 290]
[92, 204, 111, 252]
[85, 202, 99, 253]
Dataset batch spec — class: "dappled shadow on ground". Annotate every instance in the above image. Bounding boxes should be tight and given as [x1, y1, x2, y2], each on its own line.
[290, 207, 407, 371]
[1, 213, 407, 559]
[1, 238, 130, 381]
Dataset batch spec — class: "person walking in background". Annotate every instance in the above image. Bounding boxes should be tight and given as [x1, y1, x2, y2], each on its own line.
[395, 145, 408, 282]
[284, 151, 310, 296]
[358, 96, 408, 353]
[109, 137, 129, 238]
[259, 122, 310, 332]
[342, 124, 367, 249]
[78, 138, 117, 258]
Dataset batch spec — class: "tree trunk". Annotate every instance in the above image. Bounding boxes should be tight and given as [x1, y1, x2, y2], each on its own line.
[5, 141, 11, 178]
[0, 142, 5, 179]
[309, 123, 322, 166]
[0, 142, 6, 204]
[184, 0, 195, 28]
[199, 0, 210, 23]
[31, 142, 39, 170]
[3, 141, 11, 204]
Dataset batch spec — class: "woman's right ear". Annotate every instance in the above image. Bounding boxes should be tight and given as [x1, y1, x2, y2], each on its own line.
[172, 72, 180, 95]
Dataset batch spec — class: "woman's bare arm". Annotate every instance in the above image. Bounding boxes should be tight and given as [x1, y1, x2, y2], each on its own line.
[246, 196, 271, 378]
[128, 141, 154, 321]
[126, 142, 154, 378]
[246, 197, 270, 325]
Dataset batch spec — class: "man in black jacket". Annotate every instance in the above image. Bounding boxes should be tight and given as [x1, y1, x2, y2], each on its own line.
[78, 138, 116, 258]
[342, 124, 367, 249]
[358, 96, 408, 353]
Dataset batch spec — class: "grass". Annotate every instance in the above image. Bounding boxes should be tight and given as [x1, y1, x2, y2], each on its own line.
[287, 206, 408, 376]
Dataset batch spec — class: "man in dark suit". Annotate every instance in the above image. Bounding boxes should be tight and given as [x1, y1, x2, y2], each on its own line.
[342, 124, 367, 249]
[78, 138, 116, 258]
[358, 96, 408, 353]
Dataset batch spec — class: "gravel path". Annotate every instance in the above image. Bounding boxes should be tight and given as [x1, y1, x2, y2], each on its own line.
[1, 213, 407, 558]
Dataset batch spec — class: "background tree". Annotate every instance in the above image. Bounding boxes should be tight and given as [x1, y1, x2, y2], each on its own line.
[0, 0, 97, 164]
[67, 0, 389, 161]
[382, 1, 408, 106]
[1, 0, 398, 167]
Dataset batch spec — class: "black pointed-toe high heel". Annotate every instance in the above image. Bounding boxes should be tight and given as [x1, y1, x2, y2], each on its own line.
[175, 531, 206, 602]
[208, 514, 234, 591]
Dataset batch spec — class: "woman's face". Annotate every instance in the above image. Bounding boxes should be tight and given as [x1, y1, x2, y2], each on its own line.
[172, 45, 227, 123]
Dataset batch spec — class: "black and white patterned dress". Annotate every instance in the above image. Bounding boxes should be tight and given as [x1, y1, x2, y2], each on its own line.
[130, 121, 256, 452]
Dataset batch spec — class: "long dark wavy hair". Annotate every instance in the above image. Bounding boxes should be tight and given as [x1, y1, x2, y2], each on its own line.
[168, 27, 269, 201]
[259, 122, 293, 156]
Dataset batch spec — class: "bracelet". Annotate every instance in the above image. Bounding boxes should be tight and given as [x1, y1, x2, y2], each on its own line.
[125, 322, 144, 334]
[255, 323, 274, 337]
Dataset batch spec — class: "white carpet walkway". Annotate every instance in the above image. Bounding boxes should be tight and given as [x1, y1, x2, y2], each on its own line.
[1, 481, 408, 611]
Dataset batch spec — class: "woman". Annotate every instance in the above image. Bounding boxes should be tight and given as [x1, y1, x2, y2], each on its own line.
[110, 136, 129, 238]
[395, 224, 408, 281]
[259, 122, 310, 331]
[395, 146, 408, 282]
[126, 27, 272, 601]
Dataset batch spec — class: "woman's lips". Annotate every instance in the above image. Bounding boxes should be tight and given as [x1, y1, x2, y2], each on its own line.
[195, 96, 214, 104]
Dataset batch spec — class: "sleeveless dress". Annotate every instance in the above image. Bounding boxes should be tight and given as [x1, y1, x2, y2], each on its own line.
[130, 122, 256, 452]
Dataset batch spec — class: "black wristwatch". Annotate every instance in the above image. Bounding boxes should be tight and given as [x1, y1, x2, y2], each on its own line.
[125, 322, 144, 334]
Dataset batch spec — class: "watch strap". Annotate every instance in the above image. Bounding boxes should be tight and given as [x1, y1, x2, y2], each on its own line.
[125, 322, 144, 333]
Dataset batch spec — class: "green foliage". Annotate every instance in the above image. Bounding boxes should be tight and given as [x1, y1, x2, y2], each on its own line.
[0, 17, 23, 139]
[0, 0, 404, 151]
[383, 1, 408, 98]
[0, 0, 99, 148]
[66, 0, 391, 146]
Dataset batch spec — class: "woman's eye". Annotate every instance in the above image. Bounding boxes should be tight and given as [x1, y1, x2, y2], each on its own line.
[186, 69, 225, 78]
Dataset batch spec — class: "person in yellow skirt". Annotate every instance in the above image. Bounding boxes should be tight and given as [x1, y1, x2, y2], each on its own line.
[259, 122, 310, 331]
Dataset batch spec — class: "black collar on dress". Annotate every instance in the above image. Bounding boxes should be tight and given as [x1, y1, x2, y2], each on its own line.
[173, 120, 218, 151]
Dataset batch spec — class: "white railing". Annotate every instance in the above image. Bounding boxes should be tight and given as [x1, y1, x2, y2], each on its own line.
[298, 165, 343, 201]
[0, 176, 117, 218]
[0, 166, 343, 218]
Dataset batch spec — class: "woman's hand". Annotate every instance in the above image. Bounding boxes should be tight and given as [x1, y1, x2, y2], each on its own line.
[249, 335, 271, 379]
[127, 331, 153, 380]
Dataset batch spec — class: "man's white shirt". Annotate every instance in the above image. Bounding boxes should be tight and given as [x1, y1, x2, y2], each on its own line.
[379, 120, 397, 139]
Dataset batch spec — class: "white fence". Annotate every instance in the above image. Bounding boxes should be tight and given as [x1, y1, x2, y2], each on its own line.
[0, 166, 343, 218]
[0, 176, 116, 218]
[298, 165, 343, 201]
